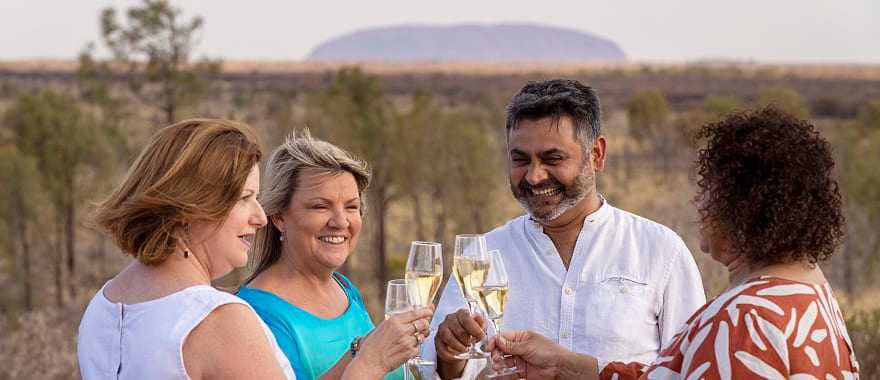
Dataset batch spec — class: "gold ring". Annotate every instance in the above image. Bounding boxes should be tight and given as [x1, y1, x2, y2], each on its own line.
[412, 321, 419, 334]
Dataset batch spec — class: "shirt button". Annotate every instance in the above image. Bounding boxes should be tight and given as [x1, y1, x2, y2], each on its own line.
[620, 287, 629, 294]
[564, 287, 574, 295]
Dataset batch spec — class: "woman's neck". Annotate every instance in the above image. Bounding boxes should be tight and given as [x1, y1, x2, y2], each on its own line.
[106, 252, 212, 304]
[248, 253, 349, 318]
[733, 259, 827, 287]
[252, 254, 336, 293]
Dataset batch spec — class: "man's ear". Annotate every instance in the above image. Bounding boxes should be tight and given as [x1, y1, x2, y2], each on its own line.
[591, 136, 607, 172]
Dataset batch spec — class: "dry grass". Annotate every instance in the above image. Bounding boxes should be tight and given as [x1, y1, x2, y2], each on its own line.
[3, 59, 880, 80]
[0, 289, 95, 380]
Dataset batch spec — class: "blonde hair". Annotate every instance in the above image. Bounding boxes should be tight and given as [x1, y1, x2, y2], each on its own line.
[94, 119, 262, 265]
[244, 129, 370, 284]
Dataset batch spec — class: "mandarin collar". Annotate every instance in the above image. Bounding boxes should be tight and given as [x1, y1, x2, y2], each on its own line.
[526, 194, 611, 232]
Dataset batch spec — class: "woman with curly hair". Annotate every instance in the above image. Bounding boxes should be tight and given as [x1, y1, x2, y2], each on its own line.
[487, 107, 861, 379]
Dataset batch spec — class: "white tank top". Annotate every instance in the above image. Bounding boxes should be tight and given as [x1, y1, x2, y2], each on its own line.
[77, 282, 295, 379]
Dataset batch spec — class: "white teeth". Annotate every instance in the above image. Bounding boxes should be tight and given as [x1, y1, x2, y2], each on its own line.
[319, 236, 346, 244]
[532, 187, 562, 196]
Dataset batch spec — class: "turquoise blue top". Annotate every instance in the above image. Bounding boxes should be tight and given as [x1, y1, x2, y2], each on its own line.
[237, 273, 404, 380]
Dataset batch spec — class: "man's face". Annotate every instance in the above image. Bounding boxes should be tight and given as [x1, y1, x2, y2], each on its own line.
[508, 116, 600, 224]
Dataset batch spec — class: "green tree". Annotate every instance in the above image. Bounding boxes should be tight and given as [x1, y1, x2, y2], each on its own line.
[841, 126, 880, 293]
[393, 95, 507, 280]
[77, 43, 132, 161]
[626, 90, 685, 176]
[94, 0, 219, 124]
[627, 90, 671, 143]
[0, 146, 41, 310]
[3, 91, 110, 305]
[703, 95, 743, 117]
[755, 87, 810, 119]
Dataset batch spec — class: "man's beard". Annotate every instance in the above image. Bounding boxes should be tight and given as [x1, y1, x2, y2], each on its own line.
[511, 165, 595, 224]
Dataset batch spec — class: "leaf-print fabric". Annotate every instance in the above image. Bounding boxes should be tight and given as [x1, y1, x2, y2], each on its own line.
[601, 277, 860, 379]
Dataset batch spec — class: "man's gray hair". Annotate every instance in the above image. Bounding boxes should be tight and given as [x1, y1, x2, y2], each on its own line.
[505, 79, 602, 149]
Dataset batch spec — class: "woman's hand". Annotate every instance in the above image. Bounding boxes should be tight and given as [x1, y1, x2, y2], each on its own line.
[350, 306, 434, 377]
[487, 330, 563, 380]
[488, 330, 599, 380]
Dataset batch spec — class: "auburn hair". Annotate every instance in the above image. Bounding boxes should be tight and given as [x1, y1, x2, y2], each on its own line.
[95, 119, 262, 265]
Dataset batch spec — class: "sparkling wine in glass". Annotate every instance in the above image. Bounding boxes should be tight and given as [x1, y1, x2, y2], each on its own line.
[385, 279, 419, 380]
[385, 279, 417, 319]
[451, 234, 490, 360]
[475, 250, 521, 377]
[405, 241, 443, 366]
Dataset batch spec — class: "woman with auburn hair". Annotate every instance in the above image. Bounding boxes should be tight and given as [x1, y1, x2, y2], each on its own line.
[237, 130, 432, 380]
[487, 107, 860, 379]
[78, 120, 412, 380]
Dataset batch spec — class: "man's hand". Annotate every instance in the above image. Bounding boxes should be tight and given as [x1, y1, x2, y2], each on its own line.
[434, 308, 487, 379]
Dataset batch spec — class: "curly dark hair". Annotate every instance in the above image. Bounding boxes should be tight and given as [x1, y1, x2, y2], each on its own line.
[696, 107, 844, 266]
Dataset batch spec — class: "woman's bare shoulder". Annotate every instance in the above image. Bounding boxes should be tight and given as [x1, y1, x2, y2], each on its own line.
[183, 303, 288, 379]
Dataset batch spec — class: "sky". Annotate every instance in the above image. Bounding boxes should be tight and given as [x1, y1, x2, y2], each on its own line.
[1, 0, 878, 63]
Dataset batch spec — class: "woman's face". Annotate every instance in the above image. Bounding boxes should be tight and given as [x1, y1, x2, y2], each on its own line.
[275, 170, 362, 272]
[190, 165, 267, 279]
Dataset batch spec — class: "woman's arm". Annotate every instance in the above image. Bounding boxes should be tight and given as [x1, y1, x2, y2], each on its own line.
[183, 303, 289, 379]
[336, 308, 434, 380]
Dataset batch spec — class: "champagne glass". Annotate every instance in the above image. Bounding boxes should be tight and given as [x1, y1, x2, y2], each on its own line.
[385, 279, 419, 380]
[405, 241, 443, 366]
[451, 234, 490, 359]
[475, 250, 521, 377]
[385, 278, 418, 319]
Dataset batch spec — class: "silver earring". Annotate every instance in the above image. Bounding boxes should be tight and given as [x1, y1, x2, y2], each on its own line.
[279, 234, 284, 241]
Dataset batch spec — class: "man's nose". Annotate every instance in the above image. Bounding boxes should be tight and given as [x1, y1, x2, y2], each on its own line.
[525, 163, 549, 185]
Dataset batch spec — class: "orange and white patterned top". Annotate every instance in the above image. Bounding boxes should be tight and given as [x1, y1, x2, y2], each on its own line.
[601, 276, 860, 380]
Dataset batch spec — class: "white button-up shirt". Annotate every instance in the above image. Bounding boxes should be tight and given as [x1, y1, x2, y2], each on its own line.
[421, 199, 706, 379]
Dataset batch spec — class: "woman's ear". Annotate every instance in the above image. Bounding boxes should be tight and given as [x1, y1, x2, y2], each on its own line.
[270, 214, 285, 233]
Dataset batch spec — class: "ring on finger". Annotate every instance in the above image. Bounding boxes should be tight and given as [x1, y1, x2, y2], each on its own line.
[411, 321, 419, 335]
[415, 333, 424, 345]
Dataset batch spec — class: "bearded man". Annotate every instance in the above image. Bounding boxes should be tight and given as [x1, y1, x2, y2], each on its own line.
[422, 79, 706, 379]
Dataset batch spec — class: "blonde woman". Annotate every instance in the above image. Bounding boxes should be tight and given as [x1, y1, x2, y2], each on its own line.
[238, 131, 432, 380]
